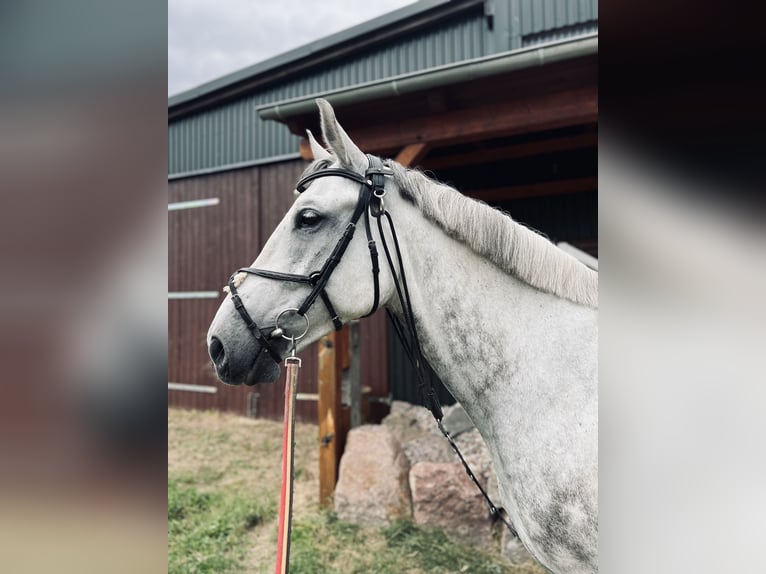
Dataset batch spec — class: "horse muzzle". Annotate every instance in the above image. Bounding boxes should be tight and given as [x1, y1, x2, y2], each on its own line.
[207, 334, 282, 385]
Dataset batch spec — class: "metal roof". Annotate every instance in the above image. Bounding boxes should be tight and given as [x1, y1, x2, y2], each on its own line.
[168, 0, 480, 113]
[168, 0, 598, 178]
[257, 34, 597, 122]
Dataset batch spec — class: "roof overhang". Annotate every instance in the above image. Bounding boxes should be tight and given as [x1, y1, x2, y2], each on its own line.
[256, 35, 598, 155]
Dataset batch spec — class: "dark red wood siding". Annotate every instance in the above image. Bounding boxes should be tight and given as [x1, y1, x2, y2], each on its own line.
[168, 160, 389, 421]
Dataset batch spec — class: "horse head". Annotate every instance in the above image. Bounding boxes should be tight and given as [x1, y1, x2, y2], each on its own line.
[207, 99, 399, 385]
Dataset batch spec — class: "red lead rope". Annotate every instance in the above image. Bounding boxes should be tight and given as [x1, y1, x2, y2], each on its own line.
[275, 356, 301, 574]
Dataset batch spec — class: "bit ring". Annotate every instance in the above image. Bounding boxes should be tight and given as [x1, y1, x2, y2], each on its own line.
[275, 308, 310, 342]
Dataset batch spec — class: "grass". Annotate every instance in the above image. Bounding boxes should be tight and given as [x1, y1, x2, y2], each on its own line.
[287, 513, 538, 574]
[168, 408, 544, 574]
[168, 478, 274, 574]
[382, 519, 509, 574]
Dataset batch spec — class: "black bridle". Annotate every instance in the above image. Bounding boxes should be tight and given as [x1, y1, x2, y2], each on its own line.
[226, 154, 389, 364]
[226, 154, 445, 419]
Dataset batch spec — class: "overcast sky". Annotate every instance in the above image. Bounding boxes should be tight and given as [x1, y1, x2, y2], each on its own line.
[168, 0, 417, 96]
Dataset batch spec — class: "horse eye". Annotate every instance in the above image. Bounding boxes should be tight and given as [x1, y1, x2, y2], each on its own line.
[296, 209, 323, 229]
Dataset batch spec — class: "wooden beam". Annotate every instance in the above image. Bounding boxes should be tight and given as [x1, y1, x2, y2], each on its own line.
[423, 131, 597, 170]
[348, 86, 597, 153]
[395, 142, 430, 168]
[467, 176, 597, 201]
[317, 326, 349, 508]
[336, 324, 350, 371]
[317, 333, 339, 508]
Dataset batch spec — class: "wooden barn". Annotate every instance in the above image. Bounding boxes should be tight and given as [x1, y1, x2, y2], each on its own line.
[168, 0, 598, 422]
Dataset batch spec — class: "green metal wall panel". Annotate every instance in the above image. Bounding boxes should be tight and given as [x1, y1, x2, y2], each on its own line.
[518, 0, 597, 35]
[521, 19, 598, 47]
[168, 0, 597, 177]
[169, 10, 488, 176]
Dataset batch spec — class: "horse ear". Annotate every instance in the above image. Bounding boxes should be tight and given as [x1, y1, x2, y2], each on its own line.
[316, 98, 367, 171]
[306, 129, 332, 162]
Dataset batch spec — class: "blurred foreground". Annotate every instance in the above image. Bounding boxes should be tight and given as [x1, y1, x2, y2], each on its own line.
[0, 1, 167, 571]
[0, 1, 764, 571]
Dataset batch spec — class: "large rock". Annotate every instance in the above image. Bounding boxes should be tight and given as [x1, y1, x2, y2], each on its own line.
[334, 424, 411, 527]
[382, 400, 438, 444]
[384, 401, 484, 468]
[409, 461, 496, 550]
[453, 428, 493, 480]
[402, 432, 454, 466]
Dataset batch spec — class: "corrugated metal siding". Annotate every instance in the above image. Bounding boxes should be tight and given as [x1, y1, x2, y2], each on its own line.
[168, 161, 313, 420]
[317, 14, 487, 82]
[169, 92, 301, 177]
[168, 160, 390, 420]
[168, 10, 488, 176]
[517, 0, 597, 35]
[169, 1, 597, 176]
[521, 19, 598, 47]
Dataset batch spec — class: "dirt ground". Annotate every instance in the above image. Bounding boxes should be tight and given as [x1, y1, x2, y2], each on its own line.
[168, 408, 320, 573]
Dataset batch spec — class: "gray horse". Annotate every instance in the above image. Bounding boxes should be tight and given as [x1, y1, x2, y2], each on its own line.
[208, 99, 598, 573]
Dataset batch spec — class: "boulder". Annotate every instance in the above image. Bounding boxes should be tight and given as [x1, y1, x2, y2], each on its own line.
[402, 432, 454, 466]
[338, 403, 513, 556]
[409, 461, 496, 550]
[453, 428, 493, 480]
[385, 402, 488, 469]
[382, 400, 438, 445]
[334, 424, 411, 527]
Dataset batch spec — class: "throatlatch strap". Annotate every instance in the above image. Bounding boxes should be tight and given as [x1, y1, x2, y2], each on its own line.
[376, 210, 443, 421]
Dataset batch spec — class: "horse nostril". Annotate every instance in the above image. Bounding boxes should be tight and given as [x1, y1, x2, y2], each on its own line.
[209, 337, 226, 369]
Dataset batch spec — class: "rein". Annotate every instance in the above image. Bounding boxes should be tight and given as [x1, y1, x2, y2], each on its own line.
[275, 352, 300, 574]
[226, 155, 517, 569]
[374, 198, 519, 538]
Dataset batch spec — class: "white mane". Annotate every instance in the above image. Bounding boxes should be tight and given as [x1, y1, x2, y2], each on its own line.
[385, 161, 598, 308]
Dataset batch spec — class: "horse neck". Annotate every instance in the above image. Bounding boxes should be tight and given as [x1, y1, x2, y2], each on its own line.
[387, 203, 594, 426]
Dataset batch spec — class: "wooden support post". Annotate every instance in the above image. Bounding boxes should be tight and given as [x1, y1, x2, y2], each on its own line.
[317, 333, 338, 508]
[349, 320, 362, 429]
[317, 326, 350, 508]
